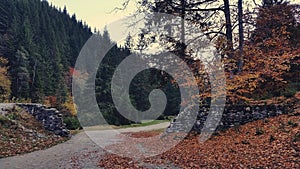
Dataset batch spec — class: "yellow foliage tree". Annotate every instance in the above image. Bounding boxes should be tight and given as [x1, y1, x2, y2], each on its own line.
[0, 57, 11, 102]
[61, 93, 77, 116]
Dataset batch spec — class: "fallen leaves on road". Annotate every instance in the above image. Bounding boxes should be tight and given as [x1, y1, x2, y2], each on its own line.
[99, 112, 300, 168]
[122, 130, 161, 138]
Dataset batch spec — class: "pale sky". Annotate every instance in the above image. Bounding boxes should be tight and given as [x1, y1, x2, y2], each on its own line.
[47, 0, 136, 31]
[48, 0, 300, 31]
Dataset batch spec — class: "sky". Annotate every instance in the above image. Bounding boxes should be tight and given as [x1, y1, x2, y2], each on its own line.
[46, 0, 300, 60]
[48, 0, 300, 31]
[47, 0, 136, 31]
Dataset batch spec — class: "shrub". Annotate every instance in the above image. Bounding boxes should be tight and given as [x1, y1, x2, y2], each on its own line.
[281, 84, 297, 98]
[7, 113, 18, 120]
[63, 116, 81, 130]
[0, 115, 8, 124]
[156, 115, 165, 120]
[61, 94, 77, 116]
[0, 115, 13, 128]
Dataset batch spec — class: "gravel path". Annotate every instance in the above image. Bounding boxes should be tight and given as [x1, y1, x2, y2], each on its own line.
[0, 121, 170, 169]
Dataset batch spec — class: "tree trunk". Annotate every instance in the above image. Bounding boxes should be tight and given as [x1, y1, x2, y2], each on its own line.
[238, 0, 244, 73]
[180, 0, 186, 56]
[223, 0, 233, 58]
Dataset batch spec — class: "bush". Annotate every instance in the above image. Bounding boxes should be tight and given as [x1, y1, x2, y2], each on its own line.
[63, 116, 82, 130]
[281, 84, 297, 98]
[61, 94, 77, 116]
[7, 113, 18, 120]
[0, 115, 9, 124]
[156, 115, 165, 120]
[0, 115, 14, 128]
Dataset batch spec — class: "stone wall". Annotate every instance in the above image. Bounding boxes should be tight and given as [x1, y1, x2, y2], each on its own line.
[166, 104, 288, 133]
[18, 104, 70, 137]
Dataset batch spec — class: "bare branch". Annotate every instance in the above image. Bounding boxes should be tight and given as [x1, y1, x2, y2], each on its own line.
[242, 20, 256, 26]
[252, 0, 261, 7]
[188, 0, 218, 7]
[205, 31, 226, 37]
[185, 7, 224, 12]
[109, 0, 131, 13]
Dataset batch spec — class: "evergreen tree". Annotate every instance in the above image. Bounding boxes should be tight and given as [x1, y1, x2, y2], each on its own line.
[0, 0, 92, 103]
[12, 47, 30, 99]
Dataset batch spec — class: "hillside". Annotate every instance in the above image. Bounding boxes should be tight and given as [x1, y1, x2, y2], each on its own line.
[0, 105, 67, 158]
[0, 0, 92, 103]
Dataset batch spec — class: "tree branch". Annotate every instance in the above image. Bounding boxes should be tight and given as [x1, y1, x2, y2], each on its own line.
[205, 31, 226, 36]
[109, 0, 130, 13]
[185, 7, 223, 12]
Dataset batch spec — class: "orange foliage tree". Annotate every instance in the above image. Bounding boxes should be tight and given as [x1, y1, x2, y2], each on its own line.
[224, 3, 300, 103]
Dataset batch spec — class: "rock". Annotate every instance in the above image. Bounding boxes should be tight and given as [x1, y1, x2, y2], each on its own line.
[166, 104, 287, 134]
[17, 104, 70, 137]
[36, 133, 46, 138]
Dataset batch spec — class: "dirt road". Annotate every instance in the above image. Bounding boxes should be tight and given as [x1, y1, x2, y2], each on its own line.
[0, 122, 170, 169]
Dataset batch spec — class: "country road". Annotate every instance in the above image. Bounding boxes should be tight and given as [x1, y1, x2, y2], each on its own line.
[0, 113, 170, 169]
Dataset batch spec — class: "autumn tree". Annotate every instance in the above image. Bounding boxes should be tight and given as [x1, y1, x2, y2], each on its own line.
[226, 3, 300, 102]
[0, 57, 11, 102]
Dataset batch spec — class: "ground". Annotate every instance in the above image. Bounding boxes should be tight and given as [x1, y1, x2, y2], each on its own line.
[0, 104, 299, 168]
[0, 104, 67, 158]
[99, 112, 300, 168]
[0, 122, 170, 169]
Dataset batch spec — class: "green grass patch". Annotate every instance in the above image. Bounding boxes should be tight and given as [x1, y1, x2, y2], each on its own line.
[119, 120, 169, 128]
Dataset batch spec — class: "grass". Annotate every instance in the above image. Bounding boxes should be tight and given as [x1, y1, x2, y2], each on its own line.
[83, 119, 170, 131]
[118, 119, 170, 129]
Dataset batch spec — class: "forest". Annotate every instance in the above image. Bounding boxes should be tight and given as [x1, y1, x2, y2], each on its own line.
[0, 0, 299, 127]
[0, 0, 299, 167]
[0, 0, 91, 103]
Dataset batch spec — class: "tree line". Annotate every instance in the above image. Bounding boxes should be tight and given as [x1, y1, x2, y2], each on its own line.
[0, 0, 299, 126]
[0, 0, 92, 104]
[0, 0, 180, 125]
